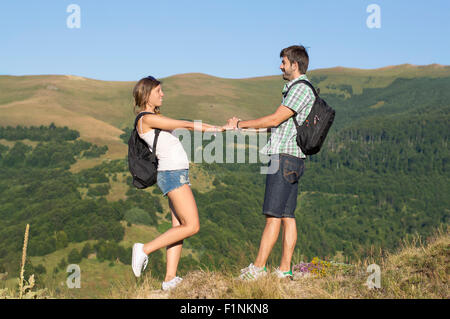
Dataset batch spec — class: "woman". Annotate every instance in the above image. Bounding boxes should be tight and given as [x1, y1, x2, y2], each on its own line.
[131, 76, 226, 291]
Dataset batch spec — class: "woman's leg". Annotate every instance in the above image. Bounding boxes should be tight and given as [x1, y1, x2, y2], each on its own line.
[164, 199, 183, 282]
[142, 184, 200, 255]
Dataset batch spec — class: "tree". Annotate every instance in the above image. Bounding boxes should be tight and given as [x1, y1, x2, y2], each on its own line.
[56, 231, 69, 250]
[57, 257, 67, 270]
[81, 243, 92, 258]
[68, 248, 82, 264]
[3, 142, 32, 166]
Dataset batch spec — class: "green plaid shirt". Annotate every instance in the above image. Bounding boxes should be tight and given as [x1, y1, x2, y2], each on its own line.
[260, 74, 315, 158]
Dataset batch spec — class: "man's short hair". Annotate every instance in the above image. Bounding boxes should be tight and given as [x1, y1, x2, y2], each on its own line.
[280, 45, 309, 74]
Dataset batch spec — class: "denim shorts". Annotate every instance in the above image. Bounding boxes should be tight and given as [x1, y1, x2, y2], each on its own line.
[262, 154, 305, 218]
[157, 169, 191, 196]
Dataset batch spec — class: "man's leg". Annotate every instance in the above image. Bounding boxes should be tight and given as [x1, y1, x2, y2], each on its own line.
[279, 217, 297, 271]
[253, 216, 281, 268]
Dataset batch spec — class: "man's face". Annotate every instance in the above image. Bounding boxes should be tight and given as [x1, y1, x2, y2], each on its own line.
[280, 56, 296, 81]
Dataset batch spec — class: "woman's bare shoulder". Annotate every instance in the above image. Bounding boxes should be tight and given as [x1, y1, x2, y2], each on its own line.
[138, 113, 160, 132]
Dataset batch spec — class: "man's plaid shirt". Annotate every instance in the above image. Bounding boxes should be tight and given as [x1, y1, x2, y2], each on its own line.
[260, 74, 315, 158]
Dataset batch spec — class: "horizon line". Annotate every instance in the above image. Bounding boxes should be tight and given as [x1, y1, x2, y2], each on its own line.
[0, 63, 448, 82]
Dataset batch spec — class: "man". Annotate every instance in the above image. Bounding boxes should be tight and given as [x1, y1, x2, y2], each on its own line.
[227, 45, 315, 280]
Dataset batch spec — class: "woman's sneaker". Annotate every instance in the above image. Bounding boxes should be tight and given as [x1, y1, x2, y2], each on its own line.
[162, 276, 183, 291]
[239, 263, 268, 281]
[132, 243, 148, 277]
[274, 267, 293, 279]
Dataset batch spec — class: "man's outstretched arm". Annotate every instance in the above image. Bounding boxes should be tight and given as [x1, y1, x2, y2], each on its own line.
[230, 105, 295, 130]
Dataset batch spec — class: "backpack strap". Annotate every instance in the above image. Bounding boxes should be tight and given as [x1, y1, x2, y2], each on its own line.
[282, 80, 318, 128]
[134, 111, 156, 131]
[150, 129, 161, 162]
[134, 112, 161, 160]
[282, 79, 319, 99]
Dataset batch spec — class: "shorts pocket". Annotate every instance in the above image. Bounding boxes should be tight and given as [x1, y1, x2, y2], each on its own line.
[282, 158, 300, 184]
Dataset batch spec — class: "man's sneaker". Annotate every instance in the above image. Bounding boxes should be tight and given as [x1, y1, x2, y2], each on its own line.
[132, 243, 148, 277]
[162, 276, 183, 291]
[239, 263, 268, 281]
[274, 267, 293, 279]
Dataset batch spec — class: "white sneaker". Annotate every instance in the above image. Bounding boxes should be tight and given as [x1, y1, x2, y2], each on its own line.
[162, 276, 183, 291]
[132, 243, 148, 277]
[274, 267, 293, 279]
[239, 263, 268, 281]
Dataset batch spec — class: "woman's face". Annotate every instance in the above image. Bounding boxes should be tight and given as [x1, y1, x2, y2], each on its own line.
[147, 84, 164, 108]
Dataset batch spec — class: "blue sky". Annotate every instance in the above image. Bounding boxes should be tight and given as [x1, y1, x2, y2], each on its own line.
[1, 0, 449, 81]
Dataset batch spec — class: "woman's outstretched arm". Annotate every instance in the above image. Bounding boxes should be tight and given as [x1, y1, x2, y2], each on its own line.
[142, 114, 224, 132]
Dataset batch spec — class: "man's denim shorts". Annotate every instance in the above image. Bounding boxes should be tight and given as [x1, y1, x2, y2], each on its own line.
[262, 153, 305, 218]
[157, 169, 191, 196]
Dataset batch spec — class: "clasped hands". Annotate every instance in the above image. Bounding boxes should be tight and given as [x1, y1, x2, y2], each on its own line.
[205, 116, 241, 132]
[222, 116, 241, 131]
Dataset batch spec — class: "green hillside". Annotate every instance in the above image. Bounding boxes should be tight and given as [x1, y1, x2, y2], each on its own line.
[1, 63, 448, 160]
[0, 64, 449, 298]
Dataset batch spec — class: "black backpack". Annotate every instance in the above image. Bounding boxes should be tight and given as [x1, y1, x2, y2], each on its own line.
[283, 80, 335, 155]
[127, 112, 161, 189]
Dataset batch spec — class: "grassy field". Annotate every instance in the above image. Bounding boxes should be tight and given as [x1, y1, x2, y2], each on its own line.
[2, 222, 172, 298]
[4, 225, 446, 299]
[116, 226, 450, 299]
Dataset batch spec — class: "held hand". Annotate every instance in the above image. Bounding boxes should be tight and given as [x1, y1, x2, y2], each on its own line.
[226, 116, 240, 130]
[223, 117, 237, 130]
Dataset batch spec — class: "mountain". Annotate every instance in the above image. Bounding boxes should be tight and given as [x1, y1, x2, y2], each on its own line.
[1, 63, 449, 167]
[0, 64, 448, 298]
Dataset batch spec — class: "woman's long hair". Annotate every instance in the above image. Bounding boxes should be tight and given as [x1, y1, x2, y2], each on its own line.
[132, 76, 161, 115]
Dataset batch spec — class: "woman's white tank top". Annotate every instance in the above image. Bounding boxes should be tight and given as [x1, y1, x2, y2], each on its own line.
[137, 121, 189, 171]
